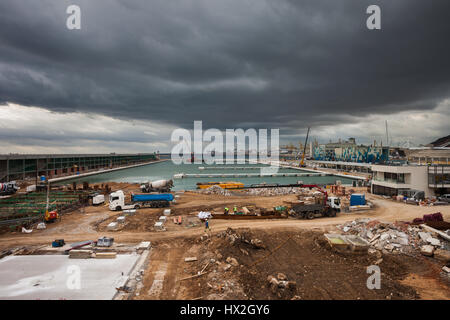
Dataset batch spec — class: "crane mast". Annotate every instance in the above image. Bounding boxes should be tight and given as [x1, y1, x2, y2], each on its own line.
[299, 127, 310, 167]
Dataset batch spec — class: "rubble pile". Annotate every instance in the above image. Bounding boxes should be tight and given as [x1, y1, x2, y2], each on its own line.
[267, 273, 297, 296]
[216, 227, 266, 249]
[198, 185, 231, 196]
[338, 218, 450, 257]
[245, 187, 319, 197]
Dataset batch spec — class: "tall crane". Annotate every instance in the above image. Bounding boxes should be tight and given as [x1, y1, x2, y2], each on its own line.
[299, 127, 310, 167]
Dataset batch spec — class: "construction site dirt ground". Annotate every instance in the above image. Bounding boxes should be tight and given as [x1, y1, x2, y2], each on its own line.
[0, 188, 449, 300]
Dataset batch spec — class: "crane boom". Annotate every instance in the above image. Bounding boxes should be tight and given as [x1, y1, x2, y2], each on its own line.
[300, 127, 310, 167]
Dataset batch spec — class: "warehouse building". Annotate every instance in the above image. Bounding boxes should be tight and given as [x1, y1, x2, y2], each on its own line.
[0, 153, 158, 182]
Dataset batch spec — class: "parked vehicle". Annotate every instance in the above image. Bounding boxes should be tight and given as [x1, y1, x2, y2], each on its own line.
[92, 194, 105, 205]
[109, 190, 174, 211]
[0, 181, 19, 195]
[438, 194, 450, 203]
[290, 196, 341, 219]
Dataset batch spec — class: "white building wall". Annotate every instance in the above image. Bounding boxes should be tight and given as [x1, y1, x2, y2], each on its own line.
[370, 165, 434, 197]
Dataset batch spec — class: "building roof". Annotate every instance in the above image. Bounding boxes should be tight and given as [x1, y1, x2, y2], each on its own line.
[407, 148, 450, 158]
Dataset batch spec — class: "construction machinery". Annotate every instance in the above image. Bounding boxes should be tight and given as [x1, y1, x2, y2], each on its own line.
[44, 181, 59, 222]
[290, 184, 341, 219]
[109, 190, 174, 211]
[0, 181, 19, 195]
[140, 179, 174, 193]
[299, 127, 310, 167]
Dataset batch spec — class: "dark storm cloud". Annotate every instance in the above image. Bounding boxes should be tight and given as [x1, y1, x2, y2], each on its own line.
[0, 0, 449, 136]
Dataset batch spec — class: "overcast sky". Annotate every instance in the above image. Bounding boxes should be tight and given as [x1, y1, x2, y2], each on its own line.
[0, 0, 449, 153]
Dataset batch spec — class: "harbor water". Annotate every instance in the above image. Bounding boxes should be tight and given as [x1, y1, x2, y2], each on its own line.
[56, 160, 358, 191]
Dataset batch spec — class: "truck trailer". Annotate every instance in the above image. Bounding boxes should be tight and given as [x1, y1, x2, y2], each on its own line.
[109, 190, 174, 211]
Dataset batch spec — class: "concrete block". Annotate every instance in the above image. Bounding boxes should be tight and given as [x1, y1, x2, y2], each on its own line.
[163, 209, 171, 216]
[392, 237, 409, 246]
[159, 216, 167, 221]
[420, 245, 434, 257]
[418, 232, 431, 241]
[154, 221, 163, 228]
[137, 241, 151, 251]
[380, 233, 390, 241]
[427, 237, 441, 246]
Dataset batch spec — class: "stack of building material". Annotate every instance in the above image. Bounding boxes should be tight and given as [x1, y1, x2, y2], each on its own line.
[69, 249, 92, 259]
[117, 216, 126, 224]
[95, 252, 117, 259]
[163, 209, 171, 216]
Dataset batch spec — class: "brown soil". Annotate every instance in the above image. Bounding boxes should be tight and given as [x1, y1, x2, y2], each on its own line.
[1, 187, 450, 300]
[133, 228, 450, 300]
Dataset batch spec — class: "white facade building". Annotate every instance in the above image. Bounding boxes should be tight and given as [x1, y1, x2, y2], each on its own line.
[371, 164, 449, 197]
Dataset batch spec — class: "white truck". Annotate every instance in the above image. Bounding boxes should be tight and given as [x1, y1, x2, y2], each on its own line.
[140, 179, 173, 193]
[109, 190, 174, 211]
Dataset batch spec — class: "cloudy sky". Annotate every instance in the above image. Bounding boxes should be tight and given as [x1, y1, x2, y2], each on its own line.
[0, 0, 449, 153]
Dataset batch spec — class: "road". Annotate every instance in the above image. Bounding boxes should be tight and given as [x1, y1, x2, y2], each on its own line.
[1, 195, 449, 251]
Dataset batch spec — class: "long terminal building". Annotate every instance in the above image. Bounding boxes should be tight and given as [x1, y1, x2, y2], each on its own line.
[0, 153, 158, 182]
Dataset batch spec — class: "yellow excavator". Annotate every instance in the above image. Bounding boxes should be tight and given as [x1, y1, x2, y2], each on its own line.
[299, 127, 310, 167]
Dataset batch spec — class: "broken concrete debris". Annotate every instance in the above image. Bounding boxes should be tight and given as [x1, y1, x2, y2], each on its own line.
[338, 218, 450, 257]
[267, 273, 296, 294]
[198, 185, 231, 196]
[225, 257, 239, 267]
[420, 245, 434, 256]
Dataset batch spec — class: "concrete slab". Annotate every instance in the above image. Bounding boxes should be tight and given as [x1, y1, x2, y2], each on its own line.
[0, 254, 139, 300]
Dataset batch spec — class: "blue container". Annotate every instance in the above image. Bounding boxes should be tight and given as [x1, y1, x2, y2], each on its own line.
[350, 194, 366, 206]
[132, 193, 174, 202]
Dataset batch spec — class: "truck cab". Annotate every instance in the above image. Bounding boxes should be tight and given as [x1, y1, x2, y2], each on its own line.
[109, 190, 127, 211]
[326, 196, 341, 211]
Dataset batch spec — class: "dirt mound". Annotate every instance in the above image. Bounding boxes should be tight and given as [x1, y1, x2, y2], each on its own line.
[205, 228, 424, 299]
